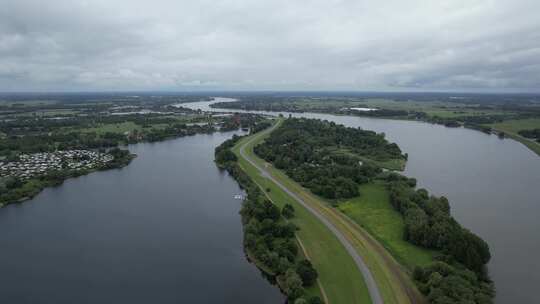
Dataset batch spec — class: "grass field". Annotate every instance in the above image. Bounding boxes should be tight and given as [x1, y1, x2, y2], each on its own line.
[233, 120, 424, 304]
[339, 98, 512, 119]
[358, 157, 405, 172]
[488, 118, 540, 156]
[233, 122, 371, 304]
[489, 118, 540, 133]
[81, 122, 142, 134]
[338, 182, 435, 269]
[329, 147, 406, 171]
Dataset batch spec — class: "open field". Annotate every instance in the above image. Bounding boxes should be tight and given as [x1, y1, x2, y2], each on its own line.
[328, 147, 406, 171]
[488, 118, 540, 156]
[232, 122, 372, 304]
[338, 182, 435, 269]
[233, 120, 424, 304]
[360, 98, 513, 118]
[489, 118, 540, 133]
[81, 122, 142, 134]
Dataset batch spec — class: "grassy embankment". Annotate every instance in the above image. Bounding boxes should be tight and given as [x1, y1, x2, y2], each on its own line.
[232, 121, 371, 304]
[488, 118, 540, 156]
[338, 182, 435, 269]
[233, 119, 427, 304]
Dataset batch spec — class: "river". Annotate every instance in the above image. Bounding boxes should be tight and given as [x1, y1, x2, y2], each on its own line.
[181, 97, 540, 303]
[0, 131, 284, 303]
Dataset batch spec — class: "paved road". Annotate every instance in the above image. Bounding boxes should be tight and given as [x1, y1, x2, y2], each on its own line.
[239, 122, 384, 304]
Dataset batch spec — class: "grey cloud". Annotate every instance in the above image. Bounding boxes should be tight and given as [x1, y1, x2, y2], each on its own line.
[0, 0, 539, 92]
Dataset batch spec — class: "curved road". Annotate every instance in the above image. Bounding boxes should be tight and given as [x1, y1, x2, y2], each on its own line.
[239, 121, 384, 304]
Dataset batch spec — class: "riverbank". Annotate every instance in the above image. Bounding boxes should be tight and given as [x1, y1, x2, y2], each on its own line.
[0, 150, 135, 207]
[488, 118, 540, 156]
[223, 121, 371, 303]
[228, 119, 426, 304]
[216, 125, 329, 303]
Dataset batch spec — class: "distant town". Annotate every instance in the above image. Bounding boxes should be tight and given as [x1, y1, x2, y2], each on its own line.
[0, 150, 113, 180]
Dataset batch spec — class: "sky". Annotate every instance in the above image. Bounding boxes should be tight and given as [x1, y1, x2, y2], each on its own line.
[1, 0, 539, 92]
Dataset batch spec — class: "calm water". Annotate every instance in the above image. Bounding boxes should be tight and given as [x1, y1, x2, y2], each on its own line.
[0, 132, 284, 303]
[186, 98, 540, 303]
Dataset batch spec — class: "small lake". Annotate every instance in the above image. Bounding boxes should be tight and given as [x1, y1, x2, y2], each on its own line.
[183, 98, 540, 303]
[0, 132, 283, 303]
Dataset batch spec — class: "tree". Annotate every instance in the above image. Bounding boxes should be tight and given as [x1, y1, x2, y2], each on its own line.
[278, 257, 292, 274]
[296, 259, 318, 286]
[282, 203, 295, 218]
[5, 177, 23, 189]
[283, 269, 304, 300]
[308, 296, 324, 304]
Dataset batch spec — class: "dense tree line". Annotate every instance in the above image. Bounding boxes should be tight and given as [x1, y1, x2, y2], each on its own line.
[219, 114, 271, 132]
[387, 177, 491, 274]
[413, 260, 494, 304]
[250, 120, 273, 133]
[385, 174, 494, 303]
[341, 108, 412, 118]
[254, 118, 401, 199]
[1, 120, 221, 156]
[214, 133, 323, 304]
[139, 123, 215, 142]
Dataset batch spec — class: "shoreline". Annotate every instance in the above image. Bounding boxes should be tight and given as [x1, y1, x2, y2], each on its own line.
[0, 153, 136, 207]
[208, 103, 540, 157]
[0, 127, 240, 208]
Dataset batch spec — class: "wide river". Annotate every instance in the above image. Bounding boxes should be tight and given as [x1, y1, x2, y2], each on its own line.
[182, 97, 540, 303]
[0, 131, 284, 303]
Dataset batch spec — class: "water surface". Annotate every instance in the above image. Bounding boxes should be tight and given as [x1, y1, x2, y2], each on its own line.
[0, 132, 284, 303]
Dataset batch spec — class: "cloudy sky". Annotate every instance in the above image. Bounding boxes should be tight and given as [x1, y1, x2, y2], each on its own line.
[1, 0, 539, 92]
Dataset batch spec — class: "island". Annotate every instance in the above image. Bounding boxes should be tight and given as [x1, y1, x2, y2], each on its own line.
[216, 117, 494, 304]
